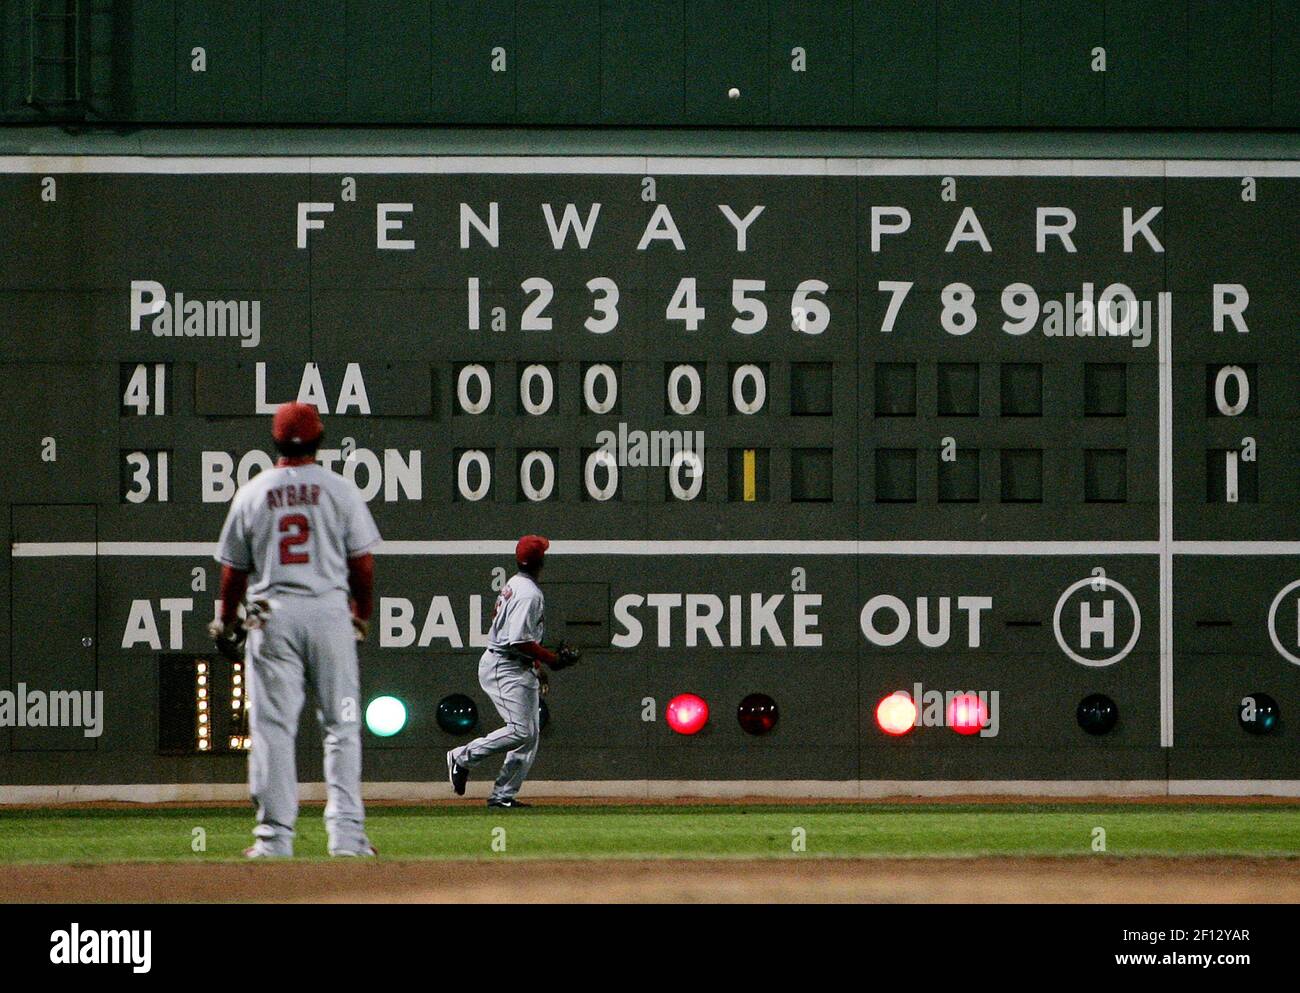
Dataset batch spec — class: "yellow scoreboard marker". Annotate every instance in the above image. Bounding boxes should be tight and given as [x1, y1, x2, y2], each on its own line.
[743, 448, 756, 502]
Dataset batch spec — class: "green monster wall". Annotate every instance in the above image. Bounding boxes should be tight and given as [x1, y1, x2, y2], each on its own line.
[2, 1, 1298, 796]
[1, 138, 1298, 793]
[2, 1, 1299, 128]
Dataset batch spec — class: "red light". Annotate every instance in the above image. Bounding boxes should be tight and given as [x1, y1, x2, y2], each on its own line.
[666, 693, 709, 735]
[947, 693, 987, 736]
[875, 692, 916, 736]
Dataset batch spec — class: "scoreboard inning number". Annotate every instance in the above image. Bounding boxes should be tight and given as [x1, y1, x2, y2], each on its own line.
[465, 276, 830, 335]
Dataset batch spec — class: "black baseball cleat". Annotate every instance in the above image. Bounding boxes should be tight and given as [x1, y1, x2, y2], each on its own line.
[487, 798, 531, 809]
[447, 751, 468, 796]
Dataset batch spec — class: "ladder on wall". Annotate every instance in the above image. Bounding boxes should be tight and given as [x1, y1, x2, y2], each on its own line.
[24, 0, 85, 115]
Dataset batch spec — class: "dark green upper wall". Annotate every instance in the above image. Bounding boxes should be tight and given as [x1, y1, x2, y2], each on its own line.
[4, 0, 1299, 127]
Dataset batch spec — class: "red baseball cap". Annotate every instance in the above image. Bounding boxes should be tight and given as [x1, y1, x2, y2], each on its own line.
[272, 402, 324, 446]
[516, 535, 549, 569]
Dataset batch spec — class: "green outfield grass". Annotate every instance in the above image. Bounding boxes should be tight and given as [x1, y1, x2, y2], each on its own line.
[1, 804, 1299, 863]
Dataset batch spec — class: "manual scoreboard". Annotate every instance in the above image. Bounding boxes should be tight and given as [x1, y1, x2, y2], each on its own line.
[2, 156, 1297, 788]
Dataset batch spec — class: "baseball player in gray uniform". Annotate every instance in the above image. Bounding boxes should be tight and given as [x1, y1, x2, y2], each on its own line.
[447, 535, 579, 807]
[209, 401, 381, 857]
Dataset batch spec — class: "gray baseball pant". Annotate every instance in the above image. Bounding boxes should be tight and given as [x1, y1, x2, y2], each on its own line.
[245, 590, 370, 856]
[452, 649, 541, 802]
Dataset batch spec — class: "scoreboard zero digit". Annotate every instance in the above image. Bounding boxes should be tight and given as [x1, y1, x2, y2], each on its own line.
[2, 154, 1298, 791]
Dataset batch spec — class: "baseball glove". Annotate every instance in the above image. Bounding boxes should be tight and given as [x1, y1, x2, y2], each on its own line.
[207, 617, 246, 662]
[351, 615, 370, 642]
[244, 598, 271, 629]
[550, 642, 581, 671]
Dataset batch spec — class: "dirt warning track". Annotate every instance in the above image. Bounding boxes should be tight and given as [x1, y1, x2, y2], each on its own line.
[5, 856, 1300, 904]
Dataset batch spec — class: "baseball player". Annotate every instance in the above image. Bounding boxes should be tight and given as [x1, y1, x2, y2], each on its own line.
[447, 535, 580, 807]
[208, 401, 381, 857]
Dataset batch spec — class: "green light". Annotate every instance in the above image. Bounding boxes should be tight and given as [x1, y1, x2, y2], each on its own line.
[366, 696, 407, 737]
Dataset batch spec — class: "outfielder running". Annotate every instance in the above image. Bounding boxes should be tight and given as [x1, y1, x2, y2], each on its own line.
[209, 402, 381, 857]
[447, 536, 580, 807]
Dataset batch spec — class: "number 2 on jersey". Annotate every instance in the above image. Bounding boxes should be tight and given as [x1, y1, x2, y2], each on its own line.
[279, 514, 310, 564]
